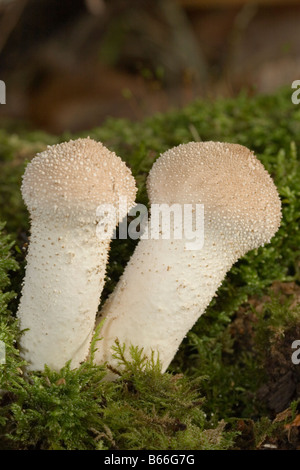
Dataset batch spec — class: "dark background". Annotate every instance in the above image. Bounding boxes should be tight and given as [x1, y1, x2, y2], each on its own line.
[0, 0, 300, 133]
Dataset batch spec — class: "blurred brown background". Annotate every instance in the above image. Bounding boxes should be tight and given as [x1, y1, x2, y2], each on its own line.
[0, 0, 300, 133]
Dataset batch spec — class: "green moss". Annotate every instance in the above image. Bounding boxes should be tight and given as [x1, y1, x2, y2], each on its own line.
[0, 223, 24, 405]
[0, 86, 300, 449]
[1, 339, 236, 450]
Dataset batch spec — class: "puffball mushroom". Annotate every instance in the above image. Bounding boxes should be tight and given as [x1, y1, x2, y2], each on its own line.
[94, 141, 282, 373]
[18, 137, 137, 371]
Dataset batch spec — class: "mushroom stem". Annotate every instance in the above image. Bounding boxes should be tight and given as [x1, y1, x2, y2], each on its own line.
[95, 236, 235, 373]
[19, 221, 110, 369]
[94, 141, 282, 373]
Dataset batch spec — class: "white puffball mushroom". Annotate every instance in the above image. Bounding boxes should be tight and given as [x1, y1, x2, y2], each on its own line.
[94, 141, 282, 373]
[18, 137, 137, 371]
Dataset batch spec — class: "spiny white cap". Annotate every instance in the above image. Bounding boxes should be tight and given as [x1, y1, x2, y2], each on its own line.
[22, 137, 137, 221]
[147, 141, 282, 254]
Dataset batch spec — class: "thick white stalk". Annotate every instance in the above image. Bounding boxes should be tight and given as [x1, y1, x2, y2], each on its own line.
[95, 232, 238, 373]
[19, 220, 110, 370]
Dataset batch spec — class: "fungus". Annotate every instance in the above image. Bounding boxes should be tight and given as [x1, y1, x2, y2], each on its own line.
[18, 137, 137, 371]
[94, 141, 282, 373]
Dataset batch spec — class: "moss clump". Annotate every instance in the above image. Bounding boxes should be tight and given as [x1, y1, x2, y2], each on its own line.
[1, 337, 236, 450]
[0, 222, 24, 423]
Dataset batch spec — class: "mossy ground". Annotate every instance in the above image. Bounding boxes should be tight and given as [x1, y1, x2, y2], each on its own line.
[0, 87, 300, 450]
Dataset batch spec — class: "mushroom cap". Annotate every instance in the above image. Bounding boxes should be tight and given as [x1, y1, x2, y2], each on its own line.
[22, 137, 137, 220]
[147, 141, 282, 251]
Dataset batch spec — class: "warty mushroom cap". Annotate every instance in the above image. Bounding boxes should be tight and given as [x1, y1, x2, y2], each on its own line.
[22, 137, 137, 222]
[147, 141, 282, 254]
